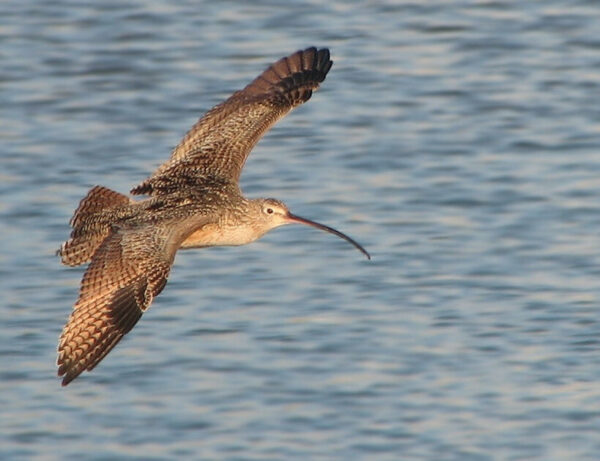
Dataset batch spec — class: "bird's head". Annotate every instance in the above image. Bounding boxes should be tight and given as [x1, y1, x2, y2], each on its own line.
[253, 198, 370, 259]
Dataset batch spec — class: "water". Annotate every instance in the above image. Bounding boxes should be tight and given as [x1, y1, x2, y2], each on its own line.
[2, 1, 600, 459]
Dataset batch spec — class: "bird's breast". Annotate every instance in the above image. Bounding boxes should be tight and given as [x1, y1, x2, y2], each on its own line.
[180, 222, 262, 248]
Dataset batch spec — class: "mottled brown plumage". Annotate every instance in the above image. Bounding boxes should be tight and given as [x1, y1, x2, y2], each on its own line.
[131, 47, 332, 195]
[57, 47, 369, 386]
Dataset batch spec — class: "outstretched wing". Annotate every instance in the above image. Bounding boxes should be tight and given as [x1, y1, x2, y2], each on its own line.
[131, 47, 332, 196]
[57, 225, 179, 385]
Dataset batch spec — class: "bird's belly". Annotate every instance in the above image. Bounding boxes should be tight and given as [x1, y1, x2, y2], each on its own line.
[181, 223, 259, 248]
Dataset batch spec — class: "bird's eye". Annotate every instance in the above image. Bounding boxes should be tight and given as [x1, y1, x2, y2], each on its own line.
[266, 208, 274, 214]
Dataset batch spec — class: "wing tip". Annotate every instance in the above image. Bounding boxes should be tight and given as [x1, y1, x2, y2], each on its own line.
[57, 352, 81, 386]
[245, 46, 333, 103]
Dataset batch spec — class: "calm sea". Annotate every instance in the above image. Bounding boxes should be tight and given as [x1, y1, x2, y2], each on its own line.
[2, 1, 600, 459]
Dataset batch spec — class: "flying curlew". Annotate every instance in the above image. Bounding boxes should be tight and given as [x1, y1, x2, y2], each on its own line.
[57, 47, 369, 386]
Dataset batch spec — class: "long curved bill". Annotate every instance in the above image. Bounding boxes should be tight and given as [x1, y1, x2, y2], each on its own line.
[287, 213, 371, 260]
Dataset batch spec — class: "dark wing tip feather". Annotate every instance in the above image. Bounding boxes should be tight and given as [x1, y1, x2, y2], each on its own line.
[244, 47, 333, 106]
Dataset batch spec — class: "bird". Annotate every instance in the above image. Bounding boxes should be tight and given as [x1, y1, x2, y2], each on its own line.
[57, 47, 370, 386]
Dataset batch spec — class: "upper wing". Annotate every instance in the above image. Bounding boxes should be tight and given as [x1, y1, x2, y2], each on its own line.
[131, 47, 332, 196]
[57, 224, 180, 385]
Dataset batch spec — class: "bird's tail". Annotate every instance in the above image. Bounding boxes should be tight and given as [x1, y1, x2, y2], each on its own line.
[58, 185, 131, 266]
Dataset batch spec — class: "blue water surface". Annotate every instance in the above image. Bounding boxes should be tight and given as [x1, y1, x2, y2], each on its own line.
[2, 1, 600, 460]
